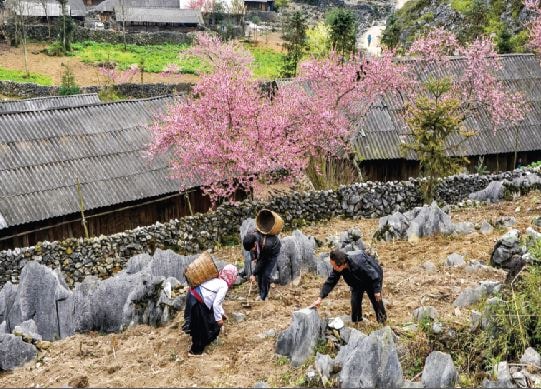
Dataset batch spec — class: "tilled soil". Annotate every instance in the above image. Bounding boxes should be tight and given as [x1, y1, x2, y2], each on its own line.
[0, 43, 198, 87]
[0, 193, 539, 387]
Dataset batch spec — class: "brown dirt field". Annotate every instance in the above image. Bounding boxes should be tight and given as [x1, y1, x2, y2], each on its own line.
[0, 43, 198, 87]
[0, 193, 540, 387]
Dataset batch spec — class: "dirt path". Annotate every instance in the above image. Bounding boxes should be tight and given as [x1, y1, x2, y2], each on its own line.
[359, 0, 411, 55]
[0, 43, 198, 86]
[0, 193, 539, 387]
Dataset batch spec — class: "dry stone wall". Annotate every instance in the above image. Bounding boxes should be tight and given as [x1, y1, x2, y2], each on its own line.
[0, 169, 538, 288]
[0, 81, 192, 100]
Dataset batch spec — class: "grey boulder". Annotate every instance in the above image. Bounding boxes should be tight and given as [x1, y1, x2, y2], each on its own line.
[520, 347, 541, 368]
[412, 306, 438, 322]
[421, 351, 458, 388]
[0, 333, 37, 371]
[445, 253, 465, 267]
[276, 308, 323, 367]
[469, 181, 505, 202]
[7, 262, 73, 341]
[339, 327, 403, 388]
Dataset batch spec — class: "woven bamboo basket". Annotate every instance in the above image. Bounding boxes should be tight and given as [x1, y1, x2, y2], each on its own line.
[256, 209, 284, 235]
[184, 252, 219, 288]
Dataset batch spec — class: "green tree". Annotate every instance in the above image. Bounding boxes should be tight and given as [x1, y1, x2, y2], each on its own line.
[58, 63, 80, 95]
[306, 22, 331, 58]
[325, 8, 357, 56]
[281, 11, 307, 77]
[401, 78, 473, 202]
[497, 24, 513, 53]
[275, 0, 289, 10]
[381, 13, 400, 49]
[57, 0, 74, 53]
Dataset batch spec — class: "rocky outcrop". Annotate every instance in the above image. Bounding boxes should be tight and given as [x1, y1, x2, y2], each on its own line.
[276, 308, 324, 367]
[421, 351, 458, 388]
[374, 202, 454, 242]
[339, 327, 403, 388]
[0, 334, 37, 371]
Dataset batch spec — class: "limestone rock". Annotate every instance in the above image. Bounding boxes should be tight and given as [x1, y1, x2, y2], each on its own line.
[7, 262, 73, 341]
[520, 347, 541, 368]
[13, 319, 42, 343]
[468, 181, 505, 202]
[339, 327, 403, 388]
[421, 351, 458, 388]
[412, 306, 438, 322]
[480, 221, 494, 235]
[315, 352, 334, 383]
[0, 333, 37, 371]
[445, 253, 466, 267]
[422, 261, 437, 272]
[276, 308, 323, 367]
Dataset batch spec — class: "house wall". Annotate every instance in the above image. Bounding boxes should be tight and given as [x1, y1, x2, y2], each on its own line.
[0, 188, 218, 251]
[358, 151, 541, 182]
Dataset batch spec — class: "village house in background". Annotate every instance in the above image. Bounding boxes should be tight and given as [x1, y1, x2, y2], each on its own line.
[4, 0, 87, 21]
[243, 0, 274, 11]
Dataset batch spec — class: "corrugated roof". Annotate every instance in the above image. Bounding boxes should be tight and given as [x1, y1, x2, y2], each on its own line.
[93, 0, 181, 12]
[115, 7, 203, 24]
[0, 94, 101, 113]
[10, 0, 86, 17]
[0, 96, 188, 230]
[353, 54, 541, 160]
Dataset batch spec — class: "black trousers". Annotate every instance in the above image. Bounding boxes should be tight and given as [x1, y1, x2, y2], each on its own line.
[182, 293, 197, 334]
[254, 257, 277, 301]
[188, 298, 220, 355]
[350, 287, 387, 324]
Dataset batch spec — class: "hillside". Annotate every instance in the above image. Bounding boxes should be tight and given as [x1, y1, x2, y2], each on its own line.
[381, 0, 532, 52]
[1, 192, 539, 387]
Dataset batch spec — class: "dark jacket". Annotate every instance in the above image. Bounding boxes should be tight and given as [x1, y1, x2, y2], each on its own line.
[320, 252, 383, 298]
[251, 231, 281, 275]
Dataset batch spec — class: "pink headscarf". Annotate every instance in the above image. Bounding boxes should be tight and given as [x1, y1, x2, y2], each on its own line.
[219, 264, 238, 288]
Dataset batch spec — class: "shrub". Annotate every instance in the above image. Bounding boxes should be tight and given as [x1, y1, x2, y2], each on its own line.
[58, 63, 80, 96]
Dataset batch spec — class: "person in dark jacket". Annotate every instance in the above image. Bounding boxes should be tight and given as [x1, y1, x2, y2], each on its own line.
[311, 249, 386, 323]
[243, 231, 281, 301]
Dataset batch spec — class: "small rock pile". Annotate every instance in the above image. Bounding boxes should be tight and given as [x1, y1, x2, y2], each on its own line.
[373, 202, 454, 242]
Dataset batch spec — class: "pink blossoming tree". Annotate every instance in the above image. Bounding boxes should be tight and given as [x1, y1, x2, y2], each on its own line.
[149, 34, 410, 202]
[149, 31, 526, 204]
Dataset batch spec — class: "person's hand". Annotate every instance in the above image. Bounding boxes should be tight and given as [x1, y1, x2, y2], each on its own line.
[374, 292, 382, 302]
[217, 319, 224, 327]
[310, 297, 322, 309]
[250, 275, 256, 283]
[222, 314, 228, 321]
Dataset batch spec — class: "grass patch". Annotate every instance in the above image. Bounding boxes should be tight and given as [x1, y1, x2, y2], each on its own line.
[247, 45, 285, 79]
[70, 41, 203, 74]
[69, 41, 284, 79]
[0, 66, 53, 85]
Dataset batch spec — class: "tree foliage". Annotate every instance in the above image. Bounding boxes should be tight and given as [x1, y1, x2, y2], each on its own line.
[306, 22, 331, 58]
[281, 11, 307, 77]
[325, 8, 357, 56]
[401, 78, 470, 201]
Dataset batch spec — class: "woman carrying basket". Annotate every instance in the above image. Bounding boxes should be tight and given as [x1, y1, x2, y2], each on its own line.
[184, 264, 238, 356]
